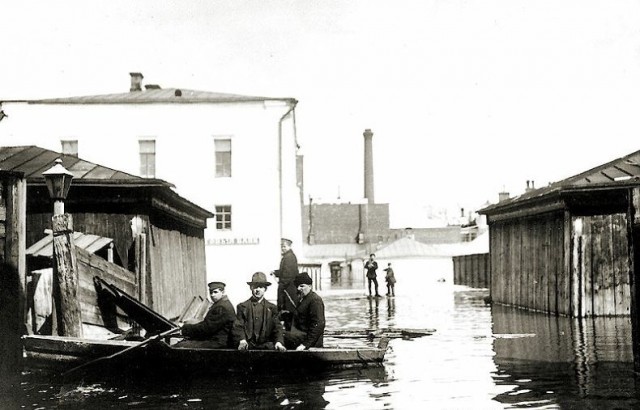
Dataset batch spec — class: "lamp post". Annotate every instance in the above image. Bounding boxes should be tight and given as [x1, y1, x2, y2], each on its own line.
[42, 158, 82, 337]
[43, 158, 73, 215]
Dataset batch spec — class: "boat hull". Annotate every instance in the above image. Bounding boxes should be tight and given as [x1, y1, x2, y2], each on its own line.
[23, 335, 388, 375]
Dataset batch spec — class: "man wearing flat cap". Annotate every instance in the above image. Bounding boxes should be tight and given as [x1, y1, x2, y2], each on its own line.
[284, 272, 325, 350]
[271, 238, 299, 330]
[232, 272, 286, 351]
[178, 281, 236, 348]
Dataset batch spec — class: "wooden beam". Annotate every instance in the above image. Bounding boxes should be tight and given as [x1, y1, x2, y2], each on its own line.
[52, 214, 83, 337]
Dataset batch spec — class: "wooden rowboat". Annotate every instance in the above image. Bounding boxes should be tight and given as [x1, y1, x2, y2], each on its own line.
[22, 334, 390, 376]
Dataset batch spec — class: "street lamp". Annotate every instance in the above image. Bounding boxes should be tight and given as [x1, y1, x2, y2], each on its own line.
[42, 158, 73, 215]
[42, 158, 82, 337]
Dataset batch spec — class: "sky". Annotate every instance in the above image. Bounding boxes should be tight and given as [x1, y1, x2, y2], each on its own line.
[2, 0, 640, 227]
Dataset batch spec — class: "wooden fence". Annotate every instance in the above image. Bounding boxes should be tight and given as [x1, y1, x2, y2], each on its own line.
[453, 253, 490, 288]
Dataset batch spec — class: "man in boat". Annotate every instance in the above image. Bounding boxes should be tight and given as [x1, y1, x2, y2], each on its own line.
[233, 272, 286, 351]
[177, 281, 236, 348]
[284, 272, 326, 350]
[271, 237, 298, 330]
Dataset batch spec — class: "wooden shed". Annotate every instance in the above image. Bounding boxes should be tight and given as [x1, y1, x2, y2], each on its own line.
[480, 150, 640, 318]
[0, 146, 214, 322]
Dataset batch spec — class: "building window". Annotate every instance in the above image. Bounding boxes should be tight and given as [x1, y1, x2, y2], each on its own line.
[61, 140, 78, 157]
[139, 139, 156, 178]
[215, 138, 231, 177]
[215, 205, 232, 230]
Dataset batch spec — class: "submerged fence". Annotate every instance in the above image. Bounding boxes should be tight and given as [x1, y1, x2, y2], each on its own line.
[298, 263, 322, 291]
[452, 253, 490, 288]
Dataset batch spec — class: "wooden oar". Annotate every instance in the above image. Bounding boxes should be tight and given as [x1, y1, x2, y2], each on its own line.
[62, 327, 181, 379]
[325, 327, 435, 339]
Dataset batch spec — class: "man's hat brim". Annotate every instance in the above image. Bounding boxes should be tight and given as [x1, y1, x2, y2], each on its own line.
[247, 281, 271, 286]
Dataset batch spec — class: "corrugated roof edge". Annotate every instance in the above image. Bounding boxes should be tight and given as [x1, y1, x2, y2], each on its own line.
[479, 148, 640, 215]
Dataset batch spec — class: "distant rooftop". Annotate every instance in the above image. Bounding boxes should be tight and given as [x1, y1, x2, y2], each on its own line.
[4, 72, 296, 105]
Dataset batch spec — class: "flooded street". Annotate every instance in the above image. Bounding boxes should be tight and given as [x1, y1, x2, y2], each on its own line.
[5, 266, 640, 409]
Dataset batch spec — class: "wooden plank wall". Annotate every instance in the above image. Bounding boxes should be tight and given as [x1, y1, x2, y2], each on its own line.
[76, 247, 137, 327]
[579, 214, 630, 316]
[452, 253, 490, 288]
[491, 211, 631, 317]
[27, 212, 136, 269]
[489, 212, 564, 315]
[148, 225, 207, 320]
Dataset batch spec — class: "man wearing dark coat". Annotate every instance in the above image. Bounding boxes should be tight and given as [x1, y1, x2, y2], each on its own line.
[233, 272, 286, 351]
[272, 238, 298, 329]
[284, 272, 326, 350]
[178, 281, 236, 348]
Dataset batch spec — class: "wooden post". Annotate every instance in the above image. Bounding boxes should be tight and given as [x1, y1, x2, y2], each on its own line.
[52, 213, 83, 337]
[627, 187, 640, 373]
[135, 233, 147, 304]
[0, 175, 27, 380]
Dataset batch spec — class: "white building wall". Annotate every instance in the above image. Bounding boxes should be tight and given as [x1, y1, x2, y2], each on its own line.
[0, 100, 303, 298]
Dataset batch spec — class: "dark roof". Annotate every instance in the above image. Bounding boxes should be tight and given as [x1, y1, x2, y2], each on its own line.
[0, 146, 214, 225]
[481, 149, 640, 215]
[0, 145, 173, 187]
[21, 88, 296, 105]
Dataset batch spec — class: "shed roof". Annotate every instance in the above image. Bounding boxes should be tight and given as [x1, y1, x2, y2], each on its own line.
[18, 88, 296, 105]
[481, 149, 640, 215]
[27, 231, 112, 258]
[0, 145, 173, 187]
[0, 145, 214, 225]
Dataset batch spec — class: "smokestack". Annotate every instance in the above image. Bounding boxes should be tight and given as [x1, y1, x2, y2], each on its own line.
[363, 128, 374, 204]
[130, 72, 144, 92]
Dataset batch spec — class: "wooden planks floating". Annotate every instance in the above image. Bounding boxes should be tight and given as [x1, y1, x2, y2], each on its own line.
[325, 327, 435, 339]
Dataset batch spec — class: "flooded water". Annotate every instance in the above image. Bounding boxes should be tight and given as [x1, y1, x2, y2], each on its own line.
[4, 267, 640, 409]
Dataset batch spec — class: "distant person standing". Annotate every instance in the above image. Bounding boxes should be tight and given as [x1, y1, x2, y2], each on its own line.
[364, 253, 380, 297]
[272, 238, 298, 329]
[384, 263, 396, 297]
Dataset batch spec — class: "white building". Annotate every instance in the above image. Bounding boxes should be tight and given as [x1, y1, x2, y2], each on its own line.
[0, 73, 303, 296]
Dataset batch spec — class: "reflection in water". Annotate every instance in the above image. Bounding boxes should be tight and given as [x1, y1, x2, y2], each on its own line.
[11, 267, 640, 408]
[387, 296, 395, 319]
[491, 305, 639, 408]
[367, 295, 380, 329]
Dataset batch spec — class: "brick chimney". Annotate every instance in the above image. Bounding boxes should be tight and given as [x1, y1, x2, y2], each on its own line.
[130, 72, 144, 92]
[498, 191, 510, 202]
[525, 180, 536, 192]
[363, 129, 374, 204]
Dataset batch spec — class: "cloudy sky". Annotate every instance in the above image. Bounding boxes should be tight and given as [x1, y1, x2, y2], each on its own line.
[2, 0, 640, 226]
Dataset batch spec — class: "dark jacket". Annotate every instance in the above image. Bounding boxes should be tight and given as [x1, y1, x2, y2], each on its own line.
[181, 295, 235, 348]
[365, 260, 378, 279]
[292, 291, 325, 348]
[233, 297, 284, 347]
[384, 268, 396, 284]
[274, 249, 298, 286]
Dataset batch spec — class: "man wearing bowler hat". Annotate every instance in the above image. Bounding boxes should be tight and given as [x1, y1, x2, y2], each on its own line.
[284, 272, 325, 350]
[271, 238, 299, 330]
[178, 281, 236, 348]
[232, 272, 286, 351]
